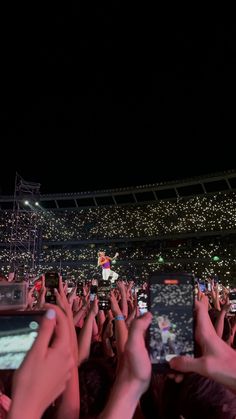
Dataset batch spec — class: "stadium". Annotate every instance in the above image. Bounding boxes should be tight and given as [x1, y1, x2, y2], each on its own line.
[0, 170, 235, 286]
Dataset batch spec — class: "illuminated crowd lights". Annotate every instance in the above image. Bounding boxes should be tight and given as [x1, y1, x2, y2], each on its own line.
[0, 191, 235, 283]
[0, 236, 235, 283]
[1, 192, 234, 243]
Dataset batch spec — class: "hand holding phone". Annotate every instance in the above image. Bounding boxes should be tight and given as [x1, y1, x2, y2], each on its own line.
[8, 306, 74, 417]
[45, 272, 59, 304]
[148, 273, 195, 373]
[169, 294, 236, 394]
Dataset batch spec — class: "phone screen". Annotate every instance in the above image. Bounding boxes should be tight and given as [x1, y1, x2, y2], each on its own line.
[137, 289, 148, 315]
[76, 280, 84, 296]
[0, 311, 45, 369]
[98, 280, 111, 310]
[148, 273, 195, 373]
[229, 292, 236, 313]
[45, 272, 59, 289]
[199, 283, 206, 293]
[45, 272, 59, 304]
[0, 283, 27, 310]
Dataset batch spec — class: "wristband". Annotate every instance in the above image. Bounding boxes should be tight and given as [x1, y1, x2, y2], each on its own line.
[115, 314, 125, 321]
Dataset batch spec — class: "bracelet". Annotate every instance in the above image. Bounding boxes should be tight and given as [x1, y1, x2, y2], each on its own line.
[115, 314, 125, 321]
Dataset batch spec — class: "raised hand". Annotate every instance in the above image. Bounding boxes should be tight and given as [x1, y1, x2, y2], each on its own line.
[8, 305, 74, 419]
[99, 312, 152, 419]
[170, 294, 236, 393]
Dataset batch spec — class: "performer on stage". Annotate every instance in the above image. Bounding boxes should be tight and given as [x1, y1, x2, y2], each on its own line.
[97, 251, 119, 281]
[157, 315, 176, 358]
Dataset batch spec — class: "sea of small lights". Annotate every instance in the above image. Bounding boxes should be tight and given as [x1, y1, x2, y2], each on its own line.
[0, 191, 235, 284]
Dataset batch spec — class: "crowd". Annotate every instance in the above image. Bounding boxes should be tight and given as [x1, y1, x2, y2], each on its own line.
[1, 276, 236, 418]
[0, 236, 235, 284]
[0, 190, 236, 417]
[0, 192, 235, 243]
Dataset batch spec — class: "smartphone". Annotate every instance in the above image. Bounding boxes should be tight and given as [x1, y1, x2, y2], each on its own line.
[98, 279, 111, 310]
[137, 289, 148, 315]
[76, 280, 84, 296]
[90, 285, 98, 302]
[195, 278, 206, 293]
[148, 273, 195, 373]
[199, 282, 206, 293]
[45, 272, 59, 304]
[229, 292, 236, 313]
[0, 282, 27, 310]
[0, 310, 45, 369]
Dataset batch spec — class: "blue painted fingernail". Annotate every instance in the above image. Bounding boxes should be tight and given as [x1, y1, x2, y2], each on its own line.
[46, 309, 56, 319]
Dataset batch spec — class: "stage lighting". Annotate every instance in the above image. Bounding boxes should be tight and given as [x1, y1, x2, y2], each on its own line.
[35, 202, 39, 206]
[24, 200, 29, 205]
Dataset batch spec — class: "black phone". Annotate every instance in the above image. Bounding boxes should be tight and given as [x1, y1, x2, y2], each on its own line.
[90, 285, 98, 301]
[0, 310, 45, 369]
[148, 273, 195, 373]
[0, 282, 27, 310]
[76, 280, 84, 296]
[229, 291, 236, 313]
[98, 279, 111, 310]
[45, 272, 59, 304]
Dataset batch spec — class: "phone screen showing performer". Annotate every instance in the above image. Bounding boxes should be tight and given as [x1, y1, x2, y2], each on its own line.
[229, 292, 236, 313]
[98, 280, 111, 310]
[45, 272, 59, 304]
[148, 273, 195, 373]
[137, 289, 148, 315]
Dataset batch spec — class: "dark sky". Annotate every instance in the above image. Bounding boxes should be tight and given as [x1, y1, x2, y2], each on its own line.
[0, 8, 235, 195]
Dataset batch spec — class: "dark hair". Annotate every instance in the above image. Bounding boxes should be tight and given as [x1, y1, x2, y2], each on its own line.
[161, 373, 236, 419]
[79, 358, 115, 418]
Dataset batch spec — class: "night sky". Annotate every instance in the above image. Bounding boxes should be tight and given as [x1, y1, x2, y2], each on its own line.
[0, 8, 235, 195]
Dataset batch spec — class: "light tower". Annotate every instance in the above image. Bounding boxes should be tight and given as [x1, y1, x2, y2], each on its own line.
[9, 173, 42, 278]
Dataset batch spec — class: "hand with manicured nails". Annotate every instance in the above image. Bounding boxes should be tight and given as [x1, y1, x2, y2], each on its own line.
[8, 305, 74, 419]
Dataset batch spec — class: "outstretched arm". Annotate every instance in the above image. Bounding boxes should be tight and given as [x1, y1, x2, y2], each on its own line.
[77, 298, 99, 366]
[111, 252, 119, 261]
[99, 313, 152, 419]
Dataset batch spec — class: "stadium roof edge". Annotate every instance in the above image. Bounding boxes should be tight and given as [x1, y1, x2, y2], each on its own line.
[0, 169, 235, 204]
